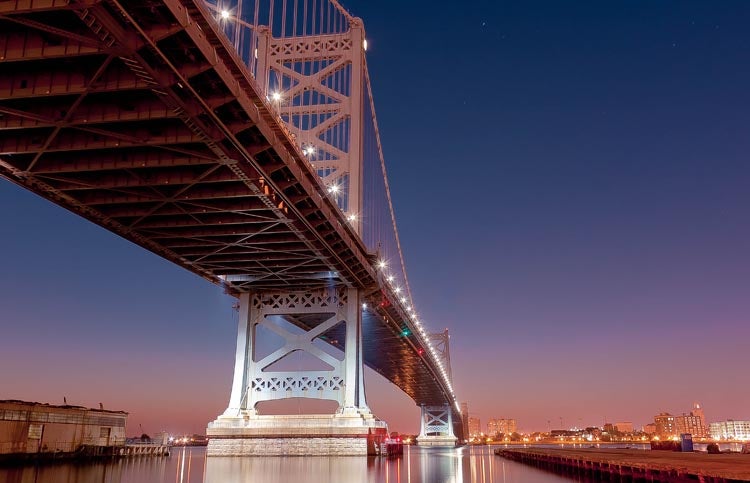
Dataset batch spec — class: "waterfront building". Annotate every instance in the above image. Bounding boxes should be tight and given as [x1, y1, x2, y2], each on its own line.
[688, 403, 708, 437]
[487, 419, 498, 436]
[643, 423, 657, 435]
[460, 402, 469, 440]
[614, 422, 633, 433]
[709, 420, 750, 441]
[0, 400, 127, 456]
[487, 418, 517, 436]
[654, 413, 677, 437]
[675, 413, 707, 438]
[468, 417, 481, 438]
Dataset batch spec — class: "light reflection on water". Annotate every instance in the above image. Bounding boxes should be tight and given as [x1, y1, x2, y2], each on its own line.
[0, 443, 744, 483]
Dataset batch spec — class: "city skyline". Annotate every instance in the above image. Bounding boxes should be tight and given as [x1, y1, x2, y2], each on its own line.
[2, 0, 750, 436]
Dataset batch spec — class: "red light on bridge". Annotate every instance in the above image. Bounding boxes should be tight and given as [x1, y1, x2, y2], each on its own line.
[417, 348, 424, 356]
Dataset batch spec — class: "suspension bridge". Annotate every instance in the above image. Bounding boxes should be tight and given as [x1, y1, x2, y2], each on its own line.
[0, 0, 463, 454]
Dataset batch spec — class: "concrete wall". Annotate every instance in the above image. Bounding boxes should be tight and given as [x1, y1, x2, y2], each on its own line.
[0, 400, 127, 455]
[207, 437, 369, 456]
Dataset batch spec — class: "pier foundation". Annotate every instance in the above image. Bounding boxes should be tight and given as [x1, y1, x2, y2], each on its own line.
[207, 288, 387, 456]
[416, 404, 458, 447]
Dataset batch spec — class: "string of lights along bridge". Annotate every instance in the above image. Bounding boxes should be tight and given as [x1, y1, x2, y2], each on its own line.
[0, 0, 463, 454]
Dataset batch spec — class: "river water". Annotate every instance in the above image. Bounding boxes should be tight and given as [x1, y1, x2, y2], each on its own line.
[1, 443, 744, 483]
[0, 445, 585, 483]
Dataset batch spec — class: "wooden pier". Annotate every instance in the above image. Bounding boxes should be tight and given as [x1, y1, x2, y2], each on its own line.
[496, 448, 750, 482]
[119, 444, 170, 457]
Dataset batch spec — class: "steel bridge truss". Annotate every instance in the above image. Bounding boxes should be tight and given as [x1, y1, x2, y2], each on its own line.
[0, 0, 464, 441]
[225, 287, 368, 414]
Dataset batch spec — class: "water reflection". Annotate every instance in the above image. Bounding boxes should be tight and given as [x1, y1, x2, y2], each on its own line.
[1, 443, 745, 483]
[202, 445, 575, 483]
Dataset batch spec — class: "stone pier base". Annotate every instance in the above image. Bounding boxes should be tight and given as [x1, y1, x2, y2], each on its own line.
[416, 435, 458, 447]
[206, 413, 388, 456]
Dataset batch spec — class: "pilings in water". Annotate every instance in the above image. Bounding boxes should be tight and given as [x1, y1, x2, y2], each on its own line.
[0, 444, 169, 466]
[497, 448, 750, 483]
[119, 444, 170, 457]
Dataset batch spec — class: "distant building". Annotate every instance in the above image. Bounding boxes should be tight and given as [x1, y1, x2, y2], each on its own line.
[654, 413, 677, 437]
[643, 423, 657, 435]
[468, 417, 481, 437]
[675, 413, 707, 438]
[151, 431, 170, 445]
[487, 418, 517, 436]
[614, 422, 633, 433]
[709, 420, 750, 441]
[460, 402, 469, 440]
[687, 402, 708, 437]
[656, 403, 708, 438]
[487, 419, 498, 436]
[0, 400, 127, 456]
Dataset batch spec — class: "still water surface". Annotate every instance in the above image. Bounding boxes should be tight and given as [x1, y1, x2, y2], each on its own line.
[2, 443, 744, 483]
[1, 445, 588, 483]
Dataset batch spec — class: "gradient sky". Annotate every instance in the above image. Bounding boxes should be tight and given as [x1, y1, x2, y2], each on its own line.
[2, 0, 749, 436]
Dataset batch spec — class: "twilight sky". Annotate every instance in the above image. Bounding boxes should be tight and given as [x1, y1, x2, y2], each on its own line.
[1, 0, 749, 436]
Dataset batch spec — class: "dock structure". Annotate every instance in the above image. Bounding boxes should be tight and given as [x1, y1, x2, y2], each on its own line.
[119, 445, 170, 457]
[0, 400, 127, 464]
[497, 448, 750, 483]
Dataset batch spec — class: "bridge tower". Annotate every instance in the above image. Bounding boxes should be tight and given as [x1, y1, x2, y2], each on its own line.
[206, 2, 387, 456]
[417, 330, 459, 446]
[256, 8, 365, 234]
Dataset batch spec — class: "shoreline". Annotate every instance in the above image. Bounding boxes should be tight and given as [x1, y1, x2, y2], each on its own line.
[497, 447, 750, 482]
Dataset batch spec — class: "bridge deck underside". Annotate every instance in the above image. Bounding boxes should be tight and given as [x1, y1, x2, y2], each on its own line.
[0, 0, 461, 439]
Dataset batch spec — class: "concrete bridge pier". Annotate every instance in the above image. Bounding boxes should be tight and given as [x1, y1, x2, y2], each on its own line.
[206, 288, 387, 456]
[416, 404, 458, 447]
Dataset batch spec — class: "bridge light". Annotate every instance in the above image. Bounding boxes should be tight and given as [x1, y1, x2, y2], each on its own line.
[401, 328, 411, 337]
[394, 286, 401, 294]
[363, 39, 368, 51]
[362, 303, 367, 310]
[220, 9, 230, 19]
[271, 91, 282, 102]
[387, 275, 394, 283]
[327, 184, 340, 195]
[303, 145, 315, 157]
[347, 213, 358, 223]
